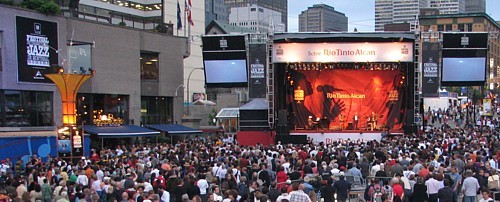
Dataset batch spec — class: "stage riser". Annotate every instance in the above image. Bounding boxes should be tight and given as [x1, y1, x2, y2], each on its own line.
[290, 132, 391, 143]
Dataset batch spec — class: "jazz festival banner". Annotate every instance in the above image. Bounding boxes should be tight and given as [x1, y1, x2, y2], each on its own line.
[290, 70, 405, 131]
[422, 42, 440, 96]
[16, 16, 59, 83]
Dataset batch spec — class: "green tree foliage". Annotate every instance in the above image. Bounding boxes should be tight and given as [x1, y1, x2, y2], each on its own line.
[0, 0, 14, 6]
[21, 0, 60, 15]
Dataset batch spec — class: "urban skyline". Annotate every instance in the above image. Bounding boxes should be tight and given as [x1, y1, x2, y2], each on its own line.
[287, 0, 500, 32]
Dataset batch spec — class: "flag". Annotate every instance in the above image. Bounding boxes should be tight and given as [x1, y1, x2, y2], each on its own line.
[177, 1, 182, 30]
[185, 0, 194, 26]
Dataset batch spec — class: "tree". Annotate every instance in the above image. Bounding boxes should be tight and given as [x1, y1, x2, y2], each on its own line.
[21, 0, 60, 15]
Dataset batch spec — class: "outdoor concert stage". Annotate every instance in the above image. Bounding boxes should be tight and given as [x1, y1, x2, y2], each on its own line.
[271, 32, 418, 137]
[290, 129, 404, 143]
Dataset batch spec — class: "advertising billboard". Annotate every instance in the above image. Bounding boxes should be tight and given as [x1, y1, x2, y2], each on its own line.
[16, 16, 59, 83]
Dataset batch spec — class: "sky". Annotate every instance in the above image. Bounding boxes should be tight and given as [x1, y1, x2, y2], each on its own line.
[287, 0, 500, 32]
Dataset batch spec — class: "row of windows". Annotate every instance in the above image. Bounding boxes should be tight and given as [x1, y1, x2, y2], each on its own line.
[76, 94, 174, 125]
[0, 90, 53, 127]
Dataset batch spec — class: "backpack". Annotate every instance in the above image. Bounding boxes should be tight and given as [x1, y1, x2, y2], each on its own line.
[372, 185, 384, 202]
[488, 176, 499, 190]
[364, 183, 374, 201]
[238, 182, 249, 199]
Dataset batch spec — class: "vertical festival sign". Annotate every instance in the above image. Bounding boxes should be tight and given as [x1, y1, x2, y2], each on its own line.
[422, 42, 440, 97]
[249, 44, 266, 98]
[16, 16, 58, 83]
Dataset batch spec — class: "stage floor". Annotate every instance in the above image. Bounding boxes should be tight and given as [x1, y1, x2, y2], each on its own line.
[290, 129, 403, 143]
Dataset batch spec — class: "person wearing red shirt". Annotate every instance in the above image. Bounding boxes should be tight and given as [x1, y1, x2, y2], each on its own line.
[276, 166, 288, 190]
[418, 165, 430, 179]
[239, 155, 250, 169]
[90, 150, 100, 162]
[391, 177, 404, 202]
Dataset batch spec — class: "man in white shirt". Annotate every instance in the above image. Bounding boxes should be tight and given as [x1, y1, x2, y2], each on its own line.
[197, 174, 209, 201]
[76, 171, 89, 186]
[158, 186, 170, 202]
[425, 173, 443, 201]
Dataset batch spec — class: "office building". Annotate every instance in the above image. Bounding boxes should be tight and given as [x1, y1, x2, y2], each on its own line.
[376, 0, 427, 31]
[419, 13, 500, 88]
[228, 5, 283, 33]
[464, 0, 485, 13]
[375, 0, 474, 31]
[205, 0, 229, 27]
[70, 0, 206, 106]
[298, 4, 348, 32]
[429, 0, 465, 14]
[224, 0, 287, 31]
[0, 3, 189, 159]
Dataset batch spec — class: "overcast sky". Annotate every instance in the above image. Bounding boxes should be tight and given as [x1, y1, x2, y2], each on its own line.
[287, 0, 500, 32]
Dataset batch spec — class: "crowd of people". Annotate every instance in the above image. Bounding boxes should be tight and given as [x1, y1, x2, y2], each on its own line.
[0, 116, 500, 202]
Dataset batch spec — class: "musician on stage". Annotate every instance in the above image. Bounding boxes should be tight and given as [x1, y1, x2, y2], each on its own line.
[339, 113, 345, 130]
[370, 112, 377, 131]
[353, 113, 359, 130]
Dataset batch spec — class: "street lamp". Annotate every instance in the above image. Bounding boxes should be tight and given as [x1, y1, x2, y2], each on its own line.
[186, 67, 204, 116]
[174, 84, 184, 97]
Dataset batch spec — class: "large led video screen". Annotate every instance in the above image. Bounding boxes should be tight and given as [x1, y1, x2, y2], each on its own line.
[289, 69, 405, 131]
[442, 58, 486, 82]
[203, 59, 248, 87]
[441, 49, 487, 86]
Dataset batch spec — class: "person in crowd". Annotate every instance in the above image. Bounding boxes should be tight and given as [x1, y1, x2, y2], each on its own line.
[462, 170, 480, 202]
[2, 116, 500, 202]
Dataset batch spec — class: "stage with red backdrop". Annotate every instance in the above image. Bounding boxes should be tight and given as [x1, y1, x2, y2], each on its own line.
[289, 69, 405, 131]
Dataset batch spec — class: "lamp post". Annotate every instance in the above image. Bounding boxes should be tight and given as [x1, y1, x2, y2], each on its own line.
[186, 67, 204, 116]
[45, 67, 94, 162]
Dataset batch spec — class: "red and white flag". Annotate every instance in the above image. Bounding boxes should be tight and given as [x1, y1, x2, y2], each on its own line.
[185, 0, 194, 26]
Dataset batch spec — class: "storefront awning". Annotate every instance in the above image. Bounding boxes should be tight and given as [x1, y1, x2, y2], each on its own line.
[83, 125, 160, 138]
[145, 124, 202, 135]
[216, 108, 239, 118]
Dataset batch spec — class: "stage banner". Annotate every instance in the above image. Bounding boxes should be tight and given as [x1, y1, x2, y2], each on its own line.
[249, 44, 267, 98]
[422, 42, 440, 97]
[273, 42, 413, 63]
[289, 70, 405, 131]
[16, 16, 59, 83]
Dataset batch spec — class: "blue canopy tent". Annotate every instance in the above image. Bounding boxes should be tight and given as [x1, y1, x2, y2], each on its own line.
[145, 124, 202, 144]
[83, 125, 160, 148]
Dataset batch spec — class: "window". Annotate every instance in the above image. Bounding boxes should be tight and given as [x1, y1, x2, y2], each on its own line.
[76, 94, 129, 125]
[458, 24, 464, 32]
[466, 23, 473, 31]
[0, 90, 53, 127]
[438, 25, 444, 31]
[445, 24, 452, 31]
[140, 96, 173, 124]
[140, 52, 159, 81]
[250, 8, 256, 11]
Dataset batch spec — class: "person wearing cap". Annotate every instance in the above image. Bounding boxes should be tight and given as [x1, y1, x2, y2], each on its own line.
[320, 178, 335, 202]
[333, 172, 351, 202]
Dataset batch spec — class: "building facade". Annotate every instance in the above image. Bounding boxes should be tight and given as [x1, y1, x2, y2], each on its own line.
[228, 5, 283, 33]
[298, 4, 348, 32]
[419, 13, 500, 89]
[375, 0, 477, 32]
[429, 0, 465, 14]
[224, 0, 287, 31]
[464, 0, 485, 13]
[0, 5, 187, 131]
[70, 0, 206, 108]
[205, 0, 229, 27]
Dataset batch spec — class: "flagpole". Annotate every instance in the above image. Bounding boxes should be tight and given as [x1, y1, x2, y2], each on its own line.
[184, 1, 187, 37]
